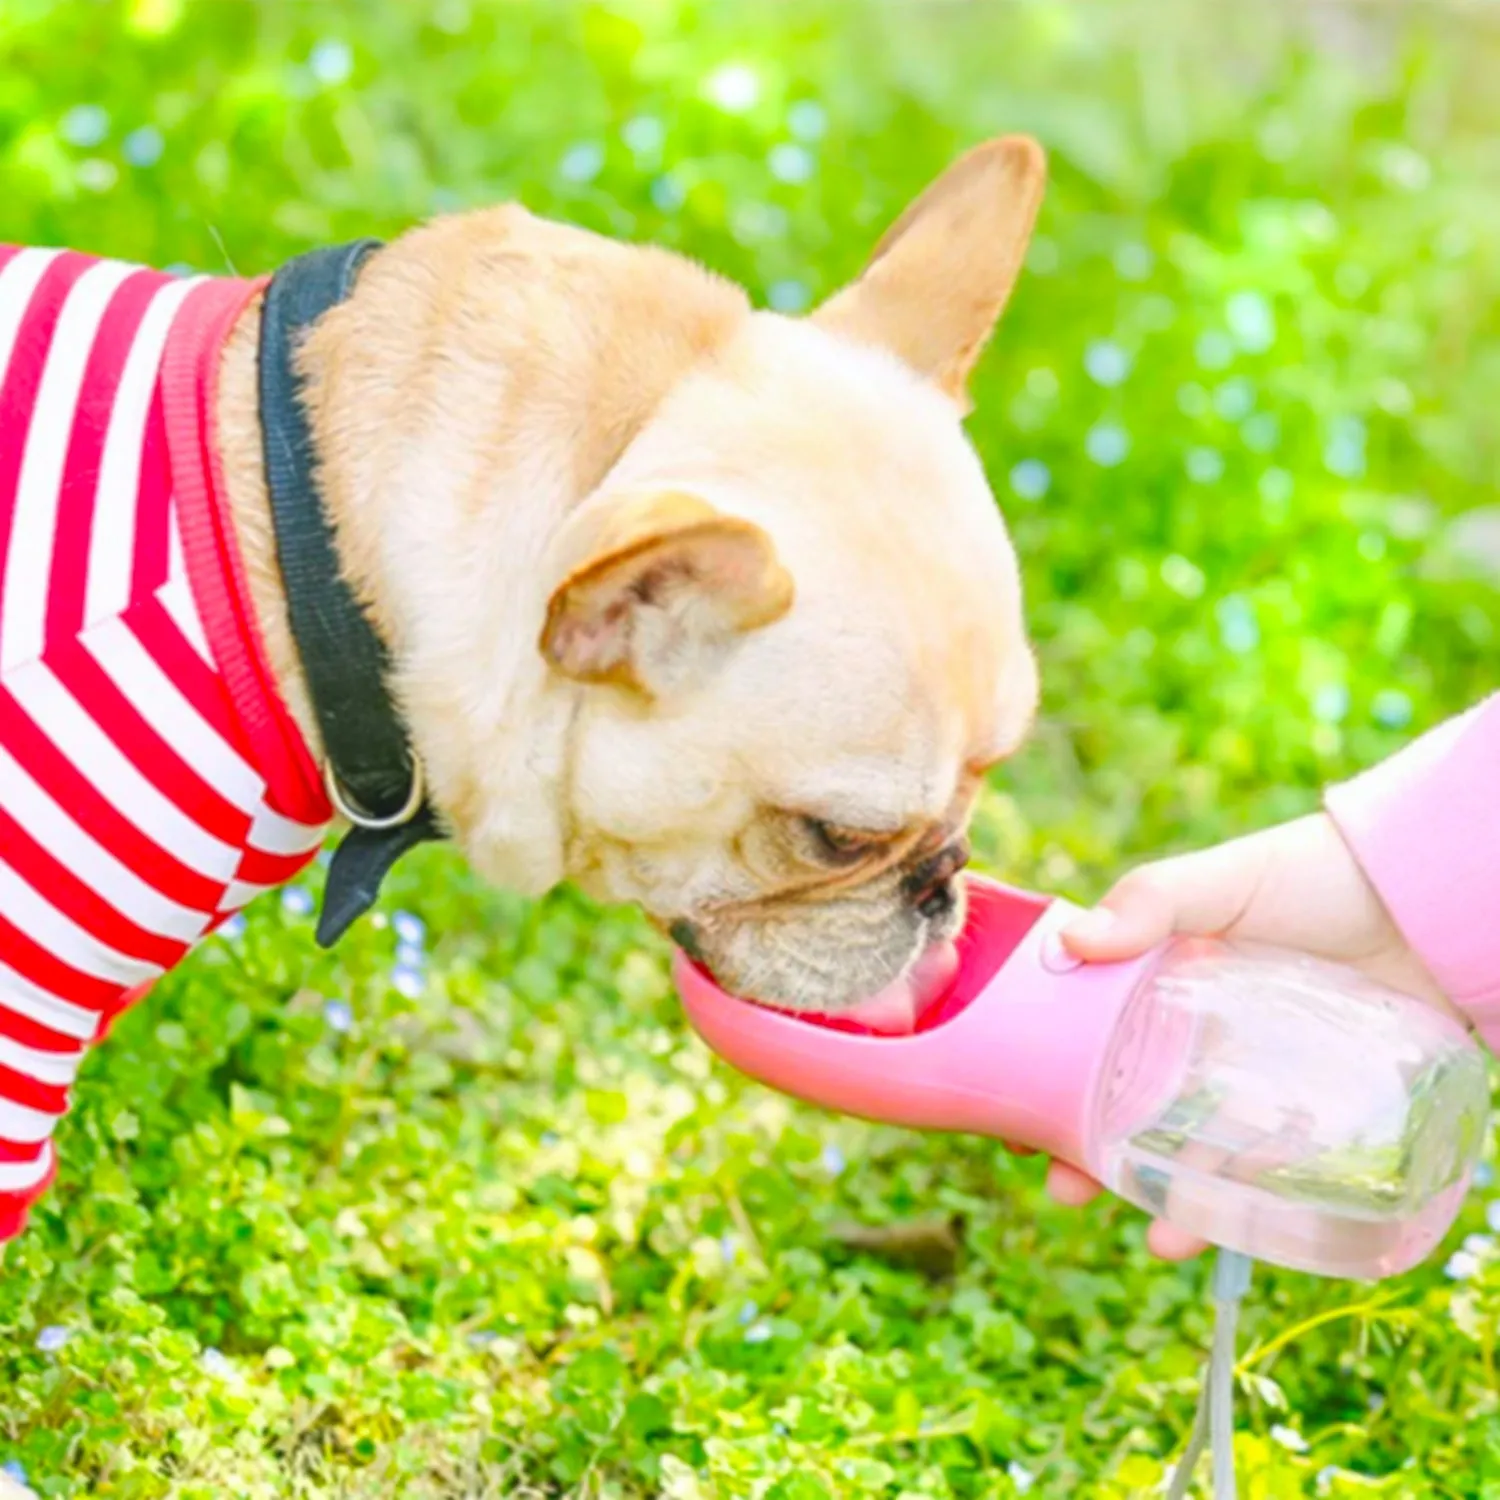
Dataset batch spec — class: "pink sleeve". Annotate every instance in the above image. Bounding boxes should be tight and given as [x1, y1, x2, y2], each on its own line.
[1325, 693, 1500, 1050]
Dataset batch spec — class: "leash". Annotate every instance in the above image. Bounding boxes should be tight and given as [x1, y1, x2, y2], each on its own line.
[1166, 1250, 1254, 1500]
[257, 241, 447, 947]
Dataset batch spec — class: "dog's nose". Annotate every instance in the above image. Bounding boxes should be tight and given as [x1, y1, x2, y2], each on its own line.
[904, 839, 970, 922]
[669, 919, 705, 962]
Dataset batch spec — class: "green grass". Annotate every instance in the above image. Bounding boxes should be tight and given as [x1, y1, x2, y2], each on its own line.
[4, 1, 1500, 1494]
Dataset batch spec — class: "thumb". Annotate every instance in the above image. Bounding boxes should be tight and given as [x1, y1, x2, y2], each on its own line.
[1060, 870, 1178, 961]
[1062, 836, 1271, 962]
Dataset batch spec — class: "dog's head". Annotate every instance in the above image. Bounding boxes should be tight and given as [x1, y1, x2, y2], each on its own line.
[300, 136, 1044, 1013]
[537, 138, 1044, 1011]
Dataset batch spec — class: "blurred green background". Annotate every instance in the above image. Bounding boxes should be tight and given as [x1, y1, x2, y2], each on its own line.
[3, 1, 1500, 1495]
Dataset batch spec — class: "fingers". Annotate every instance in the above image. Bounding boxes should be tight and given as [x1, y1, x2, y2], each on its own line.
[1061, 829, 1279, 962]
[1036, 1160, 1222, 1268]
[1147, 1220, 1210, 1261]
[1045, 1160, 1102, 1206]
[1060, 868, 1180, 960]
[1048, 1162, 1207, 1258]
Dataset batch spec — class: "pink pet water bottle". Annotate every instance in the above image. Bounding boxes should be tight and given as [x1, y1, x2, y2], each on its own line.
[674, 877, 1491, 1279]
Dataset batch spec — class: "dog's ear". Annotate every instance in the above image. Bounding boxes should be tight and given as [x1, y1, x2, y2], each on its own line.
[541, 490, 794, 697]
[813, 136, 1045, 411]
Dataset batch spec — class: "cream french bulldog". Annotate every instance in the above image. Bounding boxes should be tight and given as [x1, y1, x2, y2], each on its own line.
[222, 134, 1047, 1014]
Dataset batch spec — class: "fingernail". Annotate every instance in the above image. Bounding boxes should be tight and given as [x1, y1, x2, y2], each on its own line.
[1064, 908, 1116, 945]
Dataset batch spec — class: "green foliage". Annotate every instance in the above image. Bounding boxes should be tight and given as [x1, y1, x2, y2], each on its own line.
[3, 1, 1500, 1494]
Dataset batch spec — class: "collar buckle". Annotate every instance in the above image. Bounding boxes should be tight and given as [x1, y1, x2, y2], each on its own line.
[322, 759, 426, 831]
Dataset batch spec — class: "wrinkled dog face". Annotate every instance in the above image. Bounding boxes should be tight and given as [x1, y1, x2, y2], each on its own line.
[539, 138, 1046, 1012]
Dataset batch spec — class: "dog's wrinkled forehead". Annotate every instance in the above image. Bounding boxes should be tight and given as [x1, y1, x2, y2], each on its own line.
[607, 309, 1035, 786]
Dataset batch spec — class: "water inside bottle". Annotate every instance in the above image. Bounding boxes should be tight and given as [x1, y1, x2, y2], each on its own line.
[1090, 941, 1491, 1279]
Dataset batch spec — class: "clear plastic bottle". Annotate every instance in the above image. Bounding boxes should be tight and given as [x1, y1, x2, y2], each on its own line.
[1090, 939, 1492, 1279]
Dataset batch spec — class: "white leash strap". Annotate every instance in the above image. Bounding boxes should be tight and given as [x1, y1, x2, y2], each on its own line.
[1166, 1251, 1254, 1500]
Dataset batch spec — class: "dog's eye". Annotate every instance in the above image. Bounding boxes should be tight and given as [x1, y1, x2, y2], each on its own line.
[803, 817, 883, 865]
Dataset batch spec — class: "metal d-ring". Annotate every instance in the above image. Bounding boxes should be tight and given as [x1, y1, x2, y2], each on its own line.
[323, 758, 426, 831]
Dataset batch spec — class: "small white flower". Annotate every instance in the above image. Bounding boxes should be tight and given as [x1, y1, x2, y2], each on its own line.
[1374, 378, 1412, 416]
[1226, 291, 1276, 353]
[729, 203, 786, 245]
[323, 999, 354, 1035]
[558, 142, 604, 184]
[788, 100, 827, 141]
[1372, 690, 1413, 730]
[77, 159, 117, 194]
[1084, 423, 1129, 468]
[1195, 331, 1234, 370]
[1270, 1423, 1309, 1453]
[622, 116, 665, 155]
[1378, 144, 1431, 192]
[768, 143, 814, 184]
[390, 906, 426, 942]
[391, 964, 424, 999]
[820, 1143, 845, 1176]
[123, 126, 163, 167]
[308, 39, 353, 86]
[1185, 447, 1225, 484]
[60, 104, 109, 147]
[1009, 459, 1050, 502]
[704, 63, 760, 113]
[1160, 554, 1205, 600]
[767, 280, 809, 313]
[1311, 683, 1350, 725]
[743, 1320, 773, 1344]
[281, 886, 314, 918]
[35, 1326, 71, 1354]
[1214, 378, 1255, 421]
[1084, 339, 1131, 388]
[651, 175, 686, 213]
[201, 1347, 234, 1378]
[1446, 1249, 1481, 1280]
[1007, 1460, 1036, 1493]
[1215, 595, 1259, 655]
[1324, 416, 1367, 480]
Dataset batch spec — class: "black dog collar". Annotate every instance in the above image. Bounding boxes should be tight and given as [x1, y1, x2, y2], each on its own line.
[257, 240, 445, 947]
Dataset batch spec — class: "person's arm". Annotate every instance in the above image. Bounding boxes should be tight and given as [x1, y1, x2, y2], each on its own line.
[1053, 695, 1500, 1258]
[1325, 693, 1500, 1051]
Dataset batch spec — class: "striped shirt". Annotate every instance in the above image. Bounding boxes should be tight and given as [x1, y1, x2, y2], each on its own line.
[0, 246, 332, 1241]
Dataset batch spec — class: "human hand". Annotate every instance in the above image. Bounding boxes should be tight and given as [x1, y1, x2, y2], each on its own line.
[1043, 812, 1454, 1259]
